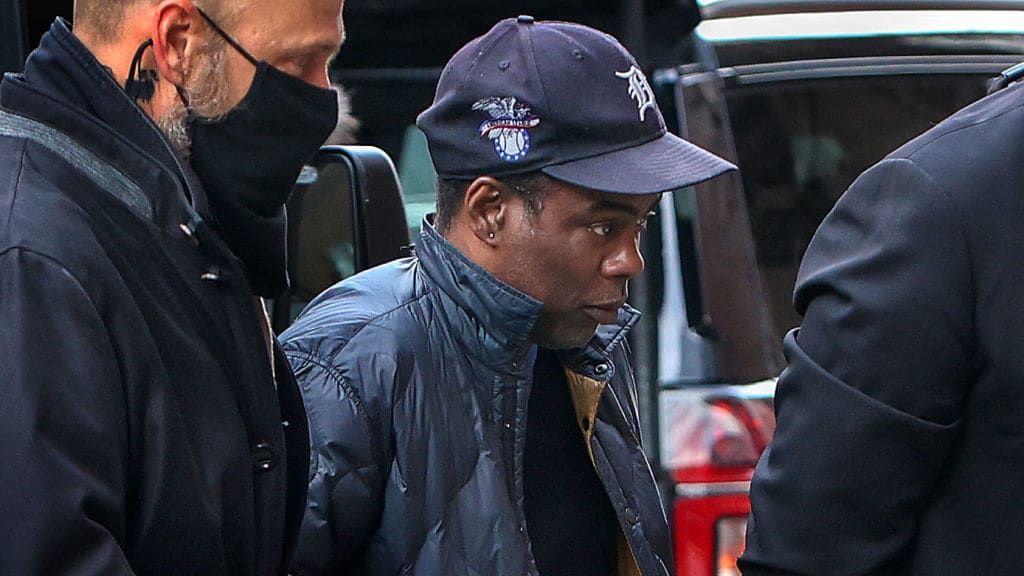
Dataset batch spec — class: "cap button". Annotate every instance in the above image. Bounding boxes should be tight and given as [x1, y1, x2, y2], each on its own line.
[517, 14, 535, 24]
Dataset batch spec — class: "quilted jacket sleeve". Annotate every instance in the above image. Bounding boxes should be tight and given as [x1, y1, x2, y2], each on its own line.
[285, 337, 398, 576]
[0, 248, 136, 574]
[739, 159, 972, 575]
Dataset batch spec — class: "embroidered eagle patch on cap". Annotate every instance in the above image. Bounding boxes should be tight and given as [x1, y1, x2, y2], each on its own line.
[473, 97, 541, 162]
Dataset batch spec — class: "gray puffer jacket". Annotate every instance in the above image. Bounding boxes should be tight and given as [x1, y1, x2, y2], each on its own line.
[282, 220, 674, 576]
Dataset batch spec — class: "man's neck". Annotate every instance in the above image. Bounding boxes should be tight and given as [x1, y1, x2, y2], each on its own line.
[443, 225, 503, 280]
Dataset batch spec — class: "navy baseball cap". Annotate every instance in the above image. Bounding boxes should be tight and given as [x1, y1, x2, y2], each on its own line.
[416, 15, 736, 195]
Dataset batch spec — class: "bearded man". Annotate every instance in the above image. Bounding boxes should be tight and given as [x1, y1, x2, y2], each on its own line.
[0, 1, 343, 574]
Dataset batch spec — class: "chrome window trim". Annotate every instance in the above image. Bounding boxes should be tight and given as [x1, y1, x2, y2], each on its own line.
[703, 55, 1024, 86]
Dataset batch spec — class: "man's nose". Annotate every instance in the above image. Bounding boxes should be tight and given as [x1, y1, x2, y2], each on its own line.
[602, 237, 645, 280]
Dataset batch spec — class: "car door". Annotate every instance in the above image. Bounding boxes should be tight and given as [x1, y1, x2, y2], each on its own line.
[647, 58, 784, 391]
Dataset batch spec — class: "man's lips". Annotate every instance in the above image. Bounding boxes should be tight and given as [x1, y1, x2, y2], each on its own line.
[583, 301, 625, 324]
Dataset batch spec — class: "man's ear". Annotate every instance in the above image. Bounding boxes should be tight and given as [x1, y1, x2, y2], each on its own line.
[463, 176, 508, 246]
[150, 0, 198, 87]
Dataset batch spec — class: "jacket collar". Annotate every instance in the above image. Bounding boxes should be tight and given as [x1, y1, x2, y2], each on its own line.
[559, 306, 641, 380]
[415, 216, 641, 377]
[0, 19, 208, 222]
[416, 216, 543, 360]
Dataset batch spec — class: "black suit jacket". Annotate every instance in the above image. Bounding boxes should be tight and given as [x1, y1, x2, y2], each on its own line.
[740, 81, 1024, 575]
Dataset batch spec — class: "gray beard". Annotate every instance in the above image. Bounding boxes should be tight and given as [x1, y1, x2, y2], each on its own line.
[155, 45, 229, 157]
[156, 101, 191, 155]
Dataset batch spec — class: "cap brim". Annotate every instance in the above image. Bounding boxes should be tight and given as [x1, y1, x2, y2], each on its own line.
[540, 132, 737, 195]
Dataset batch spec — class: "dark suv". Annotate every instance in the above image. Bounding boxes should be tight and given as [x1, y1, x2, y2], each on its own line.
[7, 1, 1024, 574]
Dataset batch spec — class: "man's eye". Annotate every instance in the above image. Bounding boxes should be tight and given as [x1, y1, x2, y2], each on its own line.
[590, 223, 613, 237]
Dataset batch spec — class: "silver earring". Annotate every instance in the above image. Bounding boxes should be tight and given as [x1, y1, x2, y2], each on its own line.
[488, 232, 495, 239]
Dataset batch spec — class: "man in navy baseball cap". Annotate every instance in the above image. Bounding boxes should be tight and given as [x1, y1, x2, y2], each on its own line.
[283, 16, 734, 576]
[418, 15, 734, 196]
[414, 14, 734, 350]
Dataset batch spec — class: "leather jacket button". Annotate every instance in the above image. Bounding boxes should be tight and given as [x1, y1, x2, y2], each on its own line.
[200, 268, 228, 285]
[253, 442, 276, 472]
[178, 222, 200, 247]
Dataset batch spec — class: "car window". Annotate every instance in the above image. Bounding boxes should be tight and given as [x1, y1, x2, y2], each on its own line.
[728, 74, 989, 339]
[397, 125, 438, 237]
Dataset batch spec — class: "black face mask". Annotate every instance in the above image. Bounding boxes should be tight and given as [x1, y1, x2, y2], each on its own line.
[183, 9, 337, 297]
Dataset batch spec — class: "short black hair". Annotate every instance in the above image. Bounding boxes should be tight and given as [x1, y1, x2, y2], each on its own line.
[434, 172, 549, 233]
